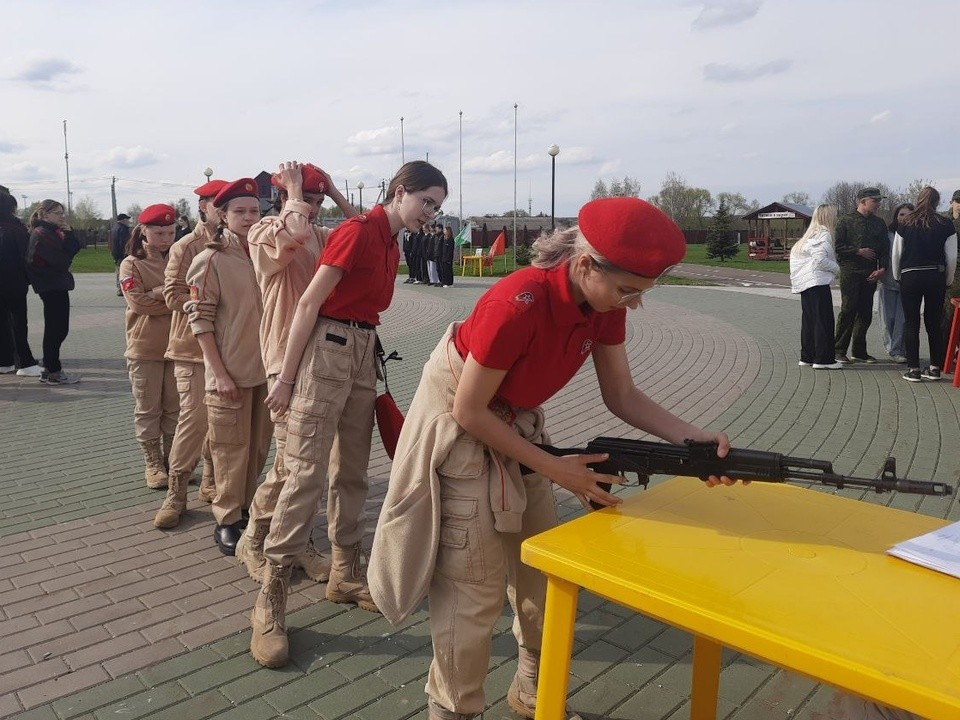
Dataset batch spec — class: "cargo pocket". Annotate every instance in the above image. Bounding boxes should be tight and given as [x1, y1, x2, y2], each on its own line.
[435, 495, 484, 584]
[285, 410, 327, 462]
[206, 396, 243, 445]
[309, 332, 353, 387]
[131, 374, 147, 400]
[174, 364, 197, 409]
[436, 436, 488, 480]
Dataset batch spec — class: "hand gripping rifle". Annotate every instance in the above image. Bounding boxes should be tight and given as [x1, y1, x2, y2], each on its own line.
[535, 437, 953, 506]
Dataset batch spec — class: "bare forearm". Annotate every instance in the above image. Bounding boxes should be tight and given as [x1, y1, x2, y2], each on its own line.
[196, 333, 229, 379]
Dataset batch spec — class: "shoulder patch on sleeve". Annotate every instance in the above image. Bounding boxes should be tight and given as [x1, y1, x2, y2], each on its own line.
[120, 276, 137, 293]
[189, 284, 200, 301]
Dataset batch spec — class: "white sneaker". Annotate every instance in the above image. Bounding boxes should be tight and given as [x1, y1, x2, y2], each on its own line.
[798, 361, 812, 367]
[889, 355, 907, 364]
[0, 365, 15, 374]
[813, 362, 844, 370]
[16, 364, 43, 377]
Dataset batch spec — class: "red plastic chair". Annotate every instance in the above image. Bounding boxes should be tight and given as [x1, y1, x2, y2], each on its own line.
[944, 304, 960, 388]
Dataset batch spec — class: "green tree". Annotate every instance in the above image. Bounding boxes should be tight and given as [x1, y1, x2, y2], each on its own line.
[174, 198, 193, 220]
[648, 172, 714, 229]
[782, 191, 811, 206]
[705, 200, 738, 262]
[502, 209, 530, 217]
[126, 203, 143, 222]
[716, 191, 758, 216]
[590, 176, 641, 199]
[71, 196, 104, 231]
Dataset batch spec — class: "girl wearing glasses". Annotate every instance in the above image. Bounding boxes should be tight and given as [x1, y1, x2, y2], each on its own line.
[369, 197, 733, 720]
[250, 160, 448, 669]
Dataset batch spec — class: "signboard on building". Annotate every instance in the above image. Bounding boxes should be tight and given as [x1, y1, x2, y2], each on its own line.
[757, 211, 797, 219]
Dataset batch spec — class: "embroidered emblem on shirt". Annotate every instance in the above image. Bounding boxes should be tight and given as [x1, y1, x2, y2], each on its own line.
[580, 339, 593, 355]
[120, 276, 136, 293]
[189, 284, 200, 301]
[515, 291, 534, 305]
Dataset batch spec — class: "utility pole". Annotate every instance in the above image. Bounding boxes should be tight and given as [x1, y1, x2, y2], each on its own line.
[63, 120, 72, 217]
[111, 176, 118, 220]
[21, 194, 28, 211]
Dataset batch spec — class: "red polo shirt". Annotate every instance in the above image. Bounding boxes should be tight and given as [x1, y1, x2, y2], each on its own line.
[318, 204, 399, 326]
[454, 263, 626, 409]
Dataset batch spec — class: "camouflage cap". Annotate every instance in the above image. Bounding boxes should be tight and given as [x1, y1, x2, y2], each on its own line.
[856, 186, 886, 201]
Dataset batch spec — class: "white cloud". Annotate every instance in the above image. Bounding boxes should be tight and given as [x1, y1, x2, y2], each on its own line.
[692, 1, 762, 30]
[346, 126, 399, 156]
[2, 162, 52, 180]
[11, 57, 81, 87]
[0, 141, 25, 154]
[869, 110, 892, 124]
[464, 151, 514, 174]
[103, 146, 162, 169]
[703, 59, 791, 83]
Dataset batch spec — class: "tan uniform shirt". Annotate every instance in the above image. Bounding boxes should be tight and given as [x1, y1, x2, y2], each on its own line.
[248, 199, 326, 376]
[185, 233, 266, 390]
[164, 223, 213, 363]
[120, 250, 173, 361]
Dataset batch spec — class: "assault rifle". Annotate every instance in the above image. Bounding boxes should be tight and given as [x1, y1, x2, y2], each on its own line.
[535, 437, 953, 505]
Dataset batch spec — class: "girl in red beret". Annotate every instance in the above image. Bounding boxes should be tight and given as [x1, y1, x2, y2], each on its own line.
[182, 180, 272, 554]
[248, 160, 448, 669]
[237, 161, 356, 583]
[119, 205, 179, 490]
[368, 197, 734, 720]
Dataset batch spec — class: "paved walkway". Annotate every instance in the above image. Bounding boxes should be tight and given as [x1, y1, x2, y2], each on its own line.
[1, 270, 958, 720]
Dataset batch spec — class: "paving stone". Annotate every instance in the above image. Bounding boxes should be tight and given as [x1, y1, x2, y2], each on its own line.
[17, 665, 110, 711]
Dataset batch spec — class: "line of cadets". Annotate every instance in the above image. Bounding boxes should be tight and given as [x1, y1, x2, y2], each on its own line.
[403, 221, 456, 286]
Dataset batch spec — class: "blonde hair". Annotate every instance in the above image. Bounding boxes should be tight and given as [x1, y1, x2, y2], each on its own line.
[793, 204, 837, 255]
[531, 226, 614, 271]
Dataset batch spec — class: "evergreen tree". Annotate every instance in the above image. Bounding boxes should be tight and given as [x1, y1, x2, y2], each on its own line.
[705, 200, 738, 262]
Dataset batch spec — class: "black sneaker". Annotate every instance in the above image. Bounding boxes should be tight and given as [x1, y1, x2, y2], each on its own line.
[850, 354, 877, 364]
[902, 368, 923, 382]
[40, 370, 80, 385]
[836, 354, 852, 364]
[921, 366, 941, 381]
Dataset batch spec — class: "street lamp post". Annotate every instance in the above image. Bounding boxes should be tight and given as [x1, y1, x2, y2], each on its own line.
[203, 167, 213, 183]
[547, 145, 559, 230]
[357, 181, 364, 212]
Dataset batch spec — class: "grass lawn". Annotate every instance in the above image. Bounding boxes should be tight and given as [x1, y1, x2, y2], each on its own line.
[72, 243, 776, 281]
[681, 243, 789, 274]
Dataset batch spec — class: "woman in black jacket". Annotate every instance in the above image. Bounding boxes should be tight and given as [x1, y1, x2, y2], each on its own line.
[0, 191, 42, 376]
[26, 199, 81, 384]
[891, 186, 958, 382]
[439, 225, 455, 287]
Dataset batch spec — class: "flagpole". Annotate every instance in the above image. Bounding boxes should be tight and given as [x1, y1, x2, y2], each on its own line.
[458, 110, 463, 222]
[400, 116, 405, 165]
[513, 102, 518, 273]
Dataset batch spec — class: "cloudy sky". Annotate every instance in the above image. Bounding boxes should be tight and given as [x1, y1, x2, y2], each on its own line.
[3, 0, 958, 220]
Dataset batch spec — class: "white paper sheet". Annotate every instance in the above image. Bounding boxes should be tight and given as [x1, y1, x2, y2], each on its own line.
[887, 520, 960, 580]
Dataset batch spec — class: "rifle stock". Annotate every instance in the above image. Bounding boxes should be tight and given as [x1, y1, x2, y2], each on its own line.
[534, 437, 953, 508]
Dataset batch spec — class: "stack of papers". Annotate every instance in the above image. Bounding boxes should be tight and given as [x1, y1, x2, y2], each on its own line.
[887, 521, 960, 579]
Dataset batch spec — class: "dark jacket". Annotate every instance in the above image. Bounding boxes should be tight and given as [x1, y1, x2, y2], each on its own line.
[26, 221, 80, 293]
[834, 210, 889, 274]
[0, 217, 31, 294]
[409, 230, 423, 257]
[111, 222, 130, 262]
[440, 234, 454, 264]
[897, 215, 955, 272]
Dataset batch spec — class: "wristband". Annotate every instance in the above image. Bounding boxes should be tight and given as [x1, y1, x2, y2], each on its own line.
[276, 376, 295, 386]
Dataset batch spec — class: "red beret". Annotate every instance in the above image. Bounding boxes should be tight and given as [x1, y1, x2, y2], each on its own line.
[138, 204, 177, 226]
[270, 164, 328, 195]
[578, 197, 686, 277]
[213, 178, 259, 208]
[194, 179, 228, 198]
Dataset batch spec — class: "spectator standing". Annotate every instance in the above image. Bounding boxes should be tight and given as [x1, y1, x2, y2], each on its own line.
[175, 215, 191, 241]
[426, 222, 441, 286]
[111, 213, 132, 296]
[943, 189, 960, 351]
[26, 199, 81, 384]
[891, 186, 957, 382]
[833, 187, 890, 364]
[439, 225, 455, 287]
[119, 205, 179, 489]
[789, 204, 842, 369]
[878, 203, 913, 363]
[0, 190, 42, 376]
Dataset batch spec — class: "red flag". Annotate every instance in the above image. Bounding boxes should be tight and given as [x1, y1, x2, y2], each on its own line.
[490, 231, 506, 257]
[375, 393, 405, 459]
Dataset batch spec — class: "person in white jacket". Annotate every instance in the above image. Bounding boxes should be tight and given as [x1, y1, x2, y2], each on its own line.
[790, 204, 843, 369]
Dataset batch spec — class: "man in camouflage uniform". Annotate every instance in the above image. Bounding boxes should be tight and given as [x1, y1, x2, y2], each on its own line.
[834, 187, 890, 363]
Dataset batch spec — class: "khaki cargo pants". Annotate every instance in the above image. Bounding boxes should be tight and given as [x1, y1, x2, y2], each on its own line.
[426, 458, 558, 715]
[263, 318, 377, 566]
[167, 360, 210, 476]
[126, 359, 179, 442]
[247, 376, 300, 530]
[205, 383, 272, 526]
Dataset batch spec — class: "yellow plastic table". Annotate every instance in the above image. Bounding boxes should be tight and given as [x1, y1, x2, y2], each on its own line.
[521, 476, 960, 720]
[461, 254, 485, 276]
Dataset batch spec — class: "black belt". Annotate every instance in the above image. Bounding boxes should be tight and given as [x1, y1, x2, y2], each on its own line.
[321, 316, 376, 331]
